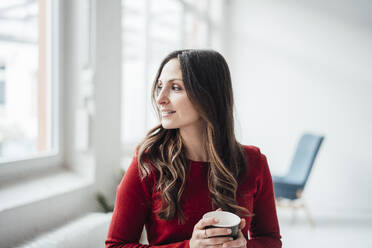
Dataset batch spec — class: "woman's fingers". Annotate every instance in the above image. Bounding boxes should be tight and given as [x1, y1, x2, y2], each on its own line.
[192, 213, 247, 248]
[191, 217, 247, 248]
[201, 236, 233, 246]
[221, 230, 247, 248]
[195, 217, 219, 230]
[191, 216, 234, 248]
[205, 227, 232, 238]
[239, 218, 246, 230]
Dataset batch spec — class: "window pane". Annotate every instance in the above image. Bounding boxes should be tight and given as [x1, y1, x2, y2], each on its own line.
[185, 12, 208, 48]
[0, 0, 55, 161]
[147, 0, 183, 129]
[121, 0, 213, 150]
[149, 0, 182, 59]
[184, 0, 208, 13]
[121, 0, 147, 147]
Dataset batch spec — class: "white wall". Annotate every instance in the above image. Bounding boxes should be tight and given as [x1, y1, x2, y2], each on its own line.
[227, 0, 372, 216]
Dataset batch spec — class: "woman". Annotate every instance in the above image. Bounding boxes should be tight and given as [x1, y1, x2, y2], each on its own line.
[106, 50, 282, 248]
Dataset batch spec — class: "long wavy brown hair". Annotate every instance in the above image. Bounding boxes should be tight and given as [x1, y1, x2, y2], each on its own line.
[136, 49, 252, 223]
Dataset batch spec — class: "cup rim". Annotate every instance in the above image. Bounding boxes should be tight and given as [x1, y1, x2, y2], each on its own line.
[203, 210, 241, 227]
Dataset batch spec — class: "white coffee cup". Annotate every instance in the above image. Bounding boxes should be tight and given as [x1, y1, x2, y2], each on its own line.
[203, 210, 241, 239]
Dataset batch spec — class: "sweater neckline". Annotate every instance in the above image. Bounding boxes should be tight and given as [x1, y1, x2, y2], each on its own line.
[189, 159, 209, 165]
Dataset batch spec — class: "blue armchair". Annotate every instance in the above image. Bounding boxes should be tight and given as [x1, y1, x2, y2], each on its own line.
[273, 133, 324, 225]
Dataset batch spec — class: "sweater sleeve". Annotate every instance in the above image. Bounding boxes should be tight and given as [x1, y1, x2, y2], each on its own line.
[105, 156, 191, 248]
[246, 153, 282, 248]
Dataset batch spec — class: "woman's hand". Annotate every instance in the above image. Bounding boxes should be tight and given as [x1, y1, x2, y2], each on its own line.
[189, 217, 234, 248]
[221, 218, 247, 248]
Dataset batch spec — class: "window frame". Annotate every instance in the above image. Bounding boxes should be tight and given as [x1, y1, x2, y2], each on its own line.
[0, 0, 63, 179]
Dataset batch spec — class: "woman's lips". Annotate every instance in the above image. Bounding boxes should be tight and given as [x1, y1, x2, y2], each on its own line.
[161, 111, 176, 117]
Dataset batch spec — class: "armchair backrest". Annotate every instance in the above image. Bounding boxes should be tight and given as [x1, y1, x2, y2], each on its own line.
[286, 133, 324, 186]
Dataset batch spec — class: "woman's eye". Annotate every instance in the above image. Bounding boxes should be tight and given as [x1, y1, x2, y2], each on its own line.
[155, 85, 162, 96]
[172, 85, 181, 91]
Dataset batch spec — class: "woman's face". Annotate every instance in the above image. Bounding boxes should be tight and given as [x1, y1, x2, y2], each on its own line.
[156, 58, 201, 130]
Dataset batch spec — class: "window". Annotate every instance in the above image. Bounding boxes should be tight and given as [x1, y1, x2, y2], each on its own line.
[0, 0, 58, 163]
[121, 0, 222, 154]
[0, 63, 5, 105]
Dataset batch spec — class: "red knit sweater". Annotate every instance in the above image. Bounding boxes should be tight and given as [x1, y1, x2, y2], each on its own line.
[106, 146, 282, 248]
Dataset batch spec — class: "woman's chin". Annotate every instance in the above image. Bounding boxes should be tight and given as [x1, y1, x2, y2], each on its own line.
[161, 122, 177, 129]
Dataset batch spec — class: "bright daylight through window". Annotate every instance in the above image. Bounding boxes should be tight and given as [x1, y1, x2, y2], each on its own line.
[0, 0, 56, 163]
[121, 0, 215, 153]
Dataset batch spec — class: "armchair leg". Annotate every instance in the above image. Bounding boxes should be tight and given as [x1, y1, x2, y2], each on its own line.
[291, 204, 297, 225]
[302, 198, 315, 227]
[275, 196, 315, 228]
[296, 189, 315, 227]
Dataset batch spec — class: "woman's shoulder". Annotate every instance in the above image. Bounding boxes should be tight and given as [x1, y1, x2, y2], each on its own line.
[242, 145, 263, 161]
[242, 145, 261, 154]
[131, 147, 157, 171]
[241, 145, 269, 174]
[121, 152, 157, 189]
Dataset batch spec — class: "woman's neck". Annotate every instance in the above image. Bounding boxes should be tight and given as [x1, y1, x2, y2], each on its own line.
[179, 121, 208, 162]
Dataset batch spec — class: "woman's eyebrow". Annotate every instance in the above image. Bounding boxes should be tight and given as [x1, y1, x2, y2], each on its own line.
[157, 78, 183, 84]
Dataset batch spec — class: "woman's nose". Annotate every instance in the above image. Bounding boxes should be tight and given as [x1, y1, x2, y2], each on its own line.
[156, 89, 170, 106]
